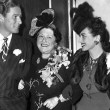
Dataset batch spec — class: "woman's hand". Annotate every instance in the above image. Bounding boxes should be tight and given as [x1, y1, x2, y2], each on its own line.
[43, 94, 67, 109]
[43, 97, 59, 109]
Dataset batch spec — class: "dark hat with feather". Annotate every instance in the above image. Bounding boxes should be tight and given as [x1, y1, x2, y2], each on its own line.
[70, 2, 94, 35]
[29, 8, 55, 36]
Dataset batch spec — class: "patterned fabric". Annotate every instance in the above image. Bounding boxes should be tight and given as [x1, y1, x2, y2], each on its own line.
[24, 46, 73, 110]
[1, 38, 9, 62]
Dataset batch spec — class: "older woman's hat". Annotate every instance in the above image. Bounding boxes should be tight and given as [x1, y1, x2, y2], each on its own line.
[29, 8, 55, 36]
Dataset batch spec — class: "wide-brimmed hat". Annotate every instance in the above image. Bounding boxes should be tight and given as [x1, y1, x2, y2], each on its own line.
[29, 8, 55, 36]
[70, 2, 94, 35]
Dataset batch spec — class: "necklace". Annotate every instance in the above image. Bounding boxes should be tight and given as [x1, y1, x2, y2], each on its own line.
[85, 56, 98, 91]
[89, 56, 98, 70]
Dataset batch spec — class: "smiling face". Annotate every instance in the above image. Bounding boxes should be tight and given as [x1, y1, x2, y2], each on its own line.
[37, 28, 56, 55]
[79, 27, 97, 51]
[2, 6, 22, 35]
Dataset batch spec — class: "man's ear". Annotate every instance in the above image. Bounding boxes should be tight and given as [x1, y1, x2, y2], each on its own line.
[0, 14, 4, 22]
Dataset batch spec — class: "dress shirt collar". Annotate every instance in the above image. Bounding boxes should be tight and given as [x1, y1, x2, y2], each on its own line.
[0, 33, 12, 51]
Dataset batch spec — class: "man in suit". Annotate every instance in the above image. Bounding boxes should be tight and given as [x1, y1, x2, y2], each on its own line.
[0, 0, 32, 110]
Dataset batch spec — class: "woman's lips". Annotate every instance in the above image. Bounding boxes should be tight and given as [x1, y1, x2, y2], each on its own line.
[41, 44, 48, 47]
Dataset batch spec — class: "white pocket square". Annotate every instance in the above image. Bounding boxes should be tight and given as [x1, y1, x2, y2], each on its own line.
[19, 59, 25, 63]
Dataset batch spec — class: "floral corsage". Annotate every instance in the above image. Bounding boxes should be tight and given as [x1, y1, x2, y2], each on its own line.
[106, 53, 110, 75]
[39, 47, 72, 88]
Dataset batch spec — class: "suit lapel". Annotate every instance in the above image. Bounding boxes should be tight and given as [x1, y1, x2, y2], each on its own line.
[4, 34, 22, 73]
[8, 34, 20, 52]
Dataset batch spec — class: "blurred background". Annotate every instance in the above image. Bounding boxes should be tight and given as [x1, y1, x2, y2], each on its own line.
[16, 0, 110, 53]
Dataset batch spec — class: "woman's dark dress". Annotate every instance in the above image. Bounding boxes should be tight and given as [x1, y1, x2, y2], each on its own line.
[66, 50, 110, 110]
[25, 47, 73, 110]
[75, 56, 110, 110]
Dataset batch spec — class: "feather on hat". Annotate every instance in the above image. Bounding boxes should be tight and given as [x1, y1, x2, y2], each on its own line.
[29, 8, 55, 36]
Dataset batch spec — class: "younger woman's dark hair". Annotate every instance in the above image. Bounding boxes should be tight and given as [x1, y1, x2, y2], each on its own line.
[86, 17, 110, 52]
[35, 24, 62, 45]
[0, 0, 20, 16]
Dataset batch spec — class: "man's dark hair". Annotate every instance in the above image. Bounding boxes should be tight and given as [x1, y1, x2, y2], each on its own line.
[0, 0, 20, 16]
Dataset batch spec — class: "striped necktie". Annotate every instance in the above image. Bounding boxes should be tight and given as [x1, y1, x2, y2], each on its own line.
[2, 38, 8, 62]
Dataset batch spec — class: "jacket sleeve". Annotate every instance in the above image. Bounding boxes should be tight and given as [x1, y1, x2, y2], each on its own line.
[62, 84, 83, 105]
[21, 40, 32, 78]
[18, 40, 32, 98]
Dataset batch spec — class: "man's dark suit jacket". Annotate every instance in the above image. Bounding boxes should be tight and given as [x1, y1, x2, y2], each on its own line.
[0, 34, 32, 110]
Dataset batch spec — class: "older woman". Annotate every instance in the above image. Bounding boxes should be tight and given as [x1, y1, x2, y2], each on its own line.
[28, 9, 73, 110]
[18, 9, 82, 110]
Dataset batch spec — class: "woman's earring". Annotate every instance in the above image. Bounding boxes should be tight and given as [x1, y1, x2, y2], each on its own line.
[94, 41, 99, 45]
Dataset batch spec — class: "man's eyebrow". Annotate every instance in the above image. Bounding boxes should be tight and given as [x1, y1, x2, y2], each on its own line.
[13, 13, 22, 17]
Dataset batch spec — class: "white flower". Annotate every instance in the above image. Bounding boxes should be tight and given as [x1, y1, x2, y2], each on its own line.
[62, 61, 70, 69]
[106, 53, 110, 75]
[39, 68, 54, 88]
[46, 77, 53, 88]
[18, 79, 24, 90]
[13, 49, 22, 56]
